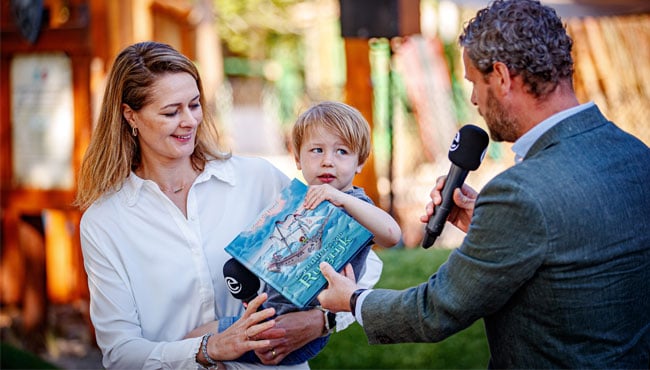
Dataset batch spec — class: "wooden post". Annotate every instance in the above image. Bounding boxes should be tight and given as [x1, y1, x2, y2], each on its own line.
[340, 0, 420, 208]
[344, 38, 380, 204]
[0, 1, 92, 343]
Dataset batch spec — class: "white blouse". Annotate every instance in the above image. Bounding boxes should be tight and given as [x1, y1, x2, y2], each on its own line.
[80, 156, 381, 369]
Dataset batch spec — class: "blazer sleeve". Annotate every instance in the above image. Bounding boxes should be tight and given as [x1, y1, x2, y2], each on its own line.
[360, 174, 550, 344]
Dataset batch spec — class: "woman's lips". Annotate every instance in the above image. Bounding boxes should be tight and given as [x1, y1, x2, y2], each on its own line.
[173, 134, 192, 142]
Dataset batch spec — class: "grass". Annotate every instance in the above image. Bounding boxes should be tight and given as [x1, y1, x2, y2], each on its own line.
[309, 247, 490, 369]
[0, 343, 58, 369]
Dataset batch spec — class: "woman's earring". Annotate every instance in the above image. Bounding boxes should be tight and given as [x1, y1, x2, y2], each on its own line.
[132, 126, 138, 137]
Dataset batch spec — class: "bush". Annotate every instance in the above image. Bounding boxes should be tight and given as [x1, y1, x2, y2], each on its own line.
[309, 248, 489, 369]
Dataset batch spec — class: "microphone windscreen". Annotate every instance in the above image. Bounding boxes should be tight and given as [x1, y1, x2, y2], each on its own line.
[223, 258, 260, 302]
[448, 124, 489, 170]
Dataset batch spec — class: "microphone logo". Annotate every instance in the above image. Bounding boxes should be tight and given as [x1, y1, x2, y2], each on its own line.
[225, 277, 242, 295]
[450, 131, 460, 152]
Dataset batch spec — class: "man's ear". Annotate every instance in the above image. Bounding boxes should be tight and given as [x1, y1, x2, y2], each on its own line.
[491, 61, 512, 94]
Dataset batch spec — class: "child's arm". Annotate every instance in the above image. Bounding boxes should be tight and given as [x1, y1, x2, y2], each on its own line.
[304, 184, 401, 248]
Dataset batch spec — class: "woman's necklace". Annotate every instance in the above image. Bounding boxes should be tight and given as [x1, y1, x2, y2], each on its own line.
[137, 167, 195, 195]
[160, 182, 186, 194]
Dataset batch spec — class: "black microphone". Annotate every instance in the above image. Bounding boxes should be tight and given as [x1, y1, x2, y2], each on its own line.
[422, 124, 489, 249]
[223, 258, 260, 307]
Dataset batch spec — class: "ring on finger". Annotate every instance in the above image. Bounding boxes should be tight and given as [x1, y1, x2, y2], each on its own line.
[271, 348, 277, 358]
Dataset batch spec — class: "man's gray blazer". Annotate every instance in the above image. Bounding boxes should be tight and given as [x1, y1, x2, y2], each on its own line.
[361, 105, 650, 368]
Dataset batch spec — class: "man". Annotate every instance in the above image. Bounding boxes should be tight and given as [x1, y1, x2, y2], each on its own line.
[317, 0, 650, 368]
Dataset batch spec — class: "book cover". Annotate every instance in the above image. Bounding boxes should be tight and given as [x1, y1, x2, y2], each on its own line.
[225, 178, 374, 308]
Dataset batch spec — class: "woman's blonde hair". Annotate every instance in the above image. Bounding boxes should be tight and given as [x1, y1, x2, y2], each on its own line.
[75, 41, 229, 210]
[291, 101, 371, 164]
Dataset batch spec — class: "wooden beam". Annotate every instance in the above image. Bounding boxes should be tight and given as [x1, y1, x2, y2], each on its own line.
[344, 38, 380, 205]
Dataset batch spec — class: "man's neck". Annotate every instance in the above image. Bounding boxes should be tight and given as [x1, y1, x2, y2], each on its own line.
[516, 80, 580, 138]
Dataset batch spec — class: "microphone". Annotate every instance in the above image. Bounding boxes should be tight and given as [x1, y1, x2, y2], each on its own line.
[223, 258, 260, 307]
[422, 124, 489, 249]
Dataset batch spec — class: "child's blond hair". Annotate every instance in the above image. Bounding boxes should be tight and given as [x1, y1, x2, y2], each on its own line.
[291, 101, 371, 164]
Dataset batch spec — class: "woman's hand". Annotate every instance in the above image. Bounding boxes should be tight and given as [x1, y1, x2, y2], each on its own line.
[420, 176, 478, 233]
[189, 293, 286, 363]
[253, 308, 325, 365]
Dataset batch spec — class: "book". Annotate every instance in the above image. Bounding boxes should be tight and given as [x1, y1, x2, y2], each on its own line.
[225, 178, 374, 308]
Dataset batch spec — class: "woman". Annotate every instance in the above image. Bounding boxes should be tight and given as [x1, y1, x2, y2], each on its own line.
[76, 41, 380, 369]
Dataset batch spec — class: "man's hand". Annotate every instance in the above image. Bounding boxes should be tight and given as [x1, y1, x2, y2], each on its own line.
[318, 263, 359, 313]
[420, 175, 478, 233]
[254, 309, 322, 365]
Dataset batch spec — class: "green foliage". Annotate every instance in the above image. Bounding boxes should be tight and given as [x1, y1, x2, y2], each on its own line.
[214, 0, 308, 127]
[214, 0, 303, 58]
[309, 248, 490, 369]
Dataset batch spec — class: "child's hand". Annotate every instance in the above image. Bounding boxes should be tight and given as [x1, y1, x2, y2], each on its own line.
[304, 184, 347, 209]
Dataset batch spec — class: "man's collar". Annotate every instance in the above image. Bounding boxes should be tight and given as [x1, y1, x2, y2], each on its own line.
[512, 101, 595, 163]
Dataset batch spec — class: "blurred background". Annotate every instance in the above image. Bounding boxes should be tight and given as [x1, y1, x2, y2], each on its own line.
[1, 0, 649, 368]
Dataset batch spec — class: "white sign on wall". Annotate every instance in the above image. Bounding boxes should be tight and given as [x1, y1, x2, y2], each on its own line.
[11, 53, 74, 190]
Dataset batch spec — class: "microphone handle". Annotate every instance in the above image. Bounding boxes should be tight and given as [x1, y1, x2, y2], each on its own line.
[422, 165, 469, 248]
[242, 293, 260, 308]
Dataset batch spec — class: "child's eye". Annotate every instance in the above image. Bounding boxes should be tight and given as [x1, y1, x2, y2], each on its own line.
[310, 148, 323, 154]
[336, 148, 349, 155]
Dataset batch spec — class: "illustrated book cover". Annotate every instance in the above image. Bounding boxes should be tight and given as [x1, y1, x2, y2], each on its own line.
[224, 178, 374, 308]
